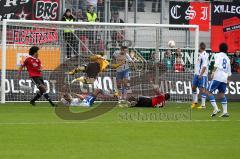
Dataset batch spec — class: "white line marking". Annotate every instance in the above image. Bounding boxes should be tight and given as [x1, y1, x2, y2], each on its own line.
[0, 120, 236, 125]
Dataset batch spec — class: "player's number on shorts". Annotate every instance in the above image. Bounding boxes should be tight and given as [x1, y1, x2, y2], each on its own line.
[222, 58, 227, 69]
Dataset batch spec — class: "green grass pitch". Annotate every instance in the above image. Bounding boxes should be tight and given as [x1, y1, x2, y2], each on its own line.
[0, 102, 239, 159]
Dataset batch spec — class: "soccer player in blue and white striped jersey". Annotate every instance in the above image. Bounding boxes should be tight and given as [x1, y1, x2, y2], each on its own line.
[191, 42, 209, 109]
[206, 43, 232, 117]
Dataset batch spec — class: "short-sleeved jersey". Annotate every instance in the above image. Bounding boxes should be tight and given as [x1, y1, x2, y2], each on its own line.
[90, 55, 109, 71]
[135, 94, 166, 107]
[22, 56, 42, 77]
[113, 50, 133, 72]
[61, 98, 82, 106]
[194, 51, 209, 76]
[213, 52, 232, 83]
[151, 94, 166, 107]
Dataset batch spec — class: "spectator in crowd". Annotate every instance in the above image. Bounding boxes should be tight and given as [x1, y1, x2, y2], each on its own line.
[110, 11, 124, 47]
[150, 51, 158, 61]
[62, 9, 79, 59]
[86, 5, 98, 52]
[87, 0, 98, 11]
[128, 0, 133, 11]
[231, 49, 240, 73]
[174, 48, 185, 66]
[152, 0, 161, 12]
[76, 9, 86, 22]
[163, 50, 173, 72]
[110, 11, 124, 23]
[174, 57, 185, 73]
[129, 50, 139, 62]
[86, 5, 98, 22]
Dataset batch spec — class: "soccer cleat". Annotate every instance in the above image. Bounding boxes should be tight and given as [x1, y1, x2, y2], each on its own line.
[211, 109, 221, 117]
[219, 113, 230, 118]
[191, 103, 198, 109]
[30, 100, 36, 106]
[197, 106, 206, 109]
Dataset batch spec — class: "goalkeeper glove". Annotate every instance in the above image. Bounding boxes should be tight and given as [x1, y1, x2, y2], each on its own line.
[112, 63, 122, 69]
[68, 66, 85, 75]
[71, 77, 85, 84]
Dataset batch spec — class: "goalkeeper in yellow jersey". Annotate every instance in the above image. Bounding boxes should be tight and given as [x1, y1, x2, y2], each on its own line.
[68, 53, 123, 84]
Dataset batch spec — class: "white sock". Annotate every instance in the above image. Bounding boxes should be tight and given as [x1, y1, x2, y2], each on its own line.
[210, 101, 219, 111]
[192, 92, 198, 103]
[201, 97, 206, 107]
[222, 103, 228, 114]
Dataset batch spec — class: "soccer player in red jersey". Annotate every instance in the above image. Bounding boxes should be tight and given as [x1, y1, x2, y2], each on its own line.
[126, 82, 170, 108]
[127, 93, 170, 108]
[18, 46, 55, 106]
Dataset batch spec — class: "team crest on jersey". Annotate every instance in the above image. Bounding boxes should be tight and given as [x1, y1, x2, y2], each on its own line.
[32, 63, 38, 67]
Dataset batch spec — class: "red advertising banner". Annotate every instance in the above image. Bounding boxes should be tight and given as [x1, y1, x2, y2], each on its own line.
[189, 2, 210, 32]
[13, 29, 58, 45]
[211, 0, 240, 52]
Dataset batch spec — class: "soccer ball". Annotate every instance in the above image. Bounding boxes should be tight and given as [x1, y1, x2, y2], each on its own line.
[168, 40, 176, 48]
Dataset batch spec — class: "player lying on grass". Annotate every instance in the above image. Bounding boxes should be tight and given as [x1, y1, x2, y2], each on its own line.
[126, 81, 170, 108]
[68, 52, 125, 84]
[18, 46, 56, 107]
[61, 88, 118, 107]
[206, 43, 231, 117]
[126, 92, 170, 108]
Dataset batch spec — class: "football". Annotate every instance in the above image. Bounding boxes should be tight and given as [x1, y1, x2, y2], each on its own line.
[168, 40, 176, 48]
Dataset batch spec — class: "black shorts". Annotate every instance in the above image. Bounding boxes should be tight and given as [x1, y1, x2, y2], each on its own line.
[31, 76, 45, 88]
[85, 62, 100, 78]
[135, 96, 152, 107]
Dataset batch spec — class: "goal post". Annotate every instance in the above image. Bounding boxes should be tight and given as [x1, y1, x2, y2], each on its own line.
[1, 19, 199, 103]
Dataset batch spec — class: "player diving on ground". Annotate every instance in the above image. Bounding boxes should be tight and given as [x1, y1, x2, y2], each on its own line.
[126, 80, 170, 108]
[67, 52, 126, 84]
[60, 88, 118, 107]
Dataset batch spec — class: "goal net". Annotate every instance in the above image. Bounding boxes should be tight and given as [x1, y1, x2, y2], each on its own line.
[1, 20, 199, 103]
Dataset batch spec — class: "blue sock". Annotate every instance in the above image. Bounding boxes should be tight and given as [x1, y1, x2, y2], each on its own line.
[208, 95, 215, 102]
[220, 96, 227, 104]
